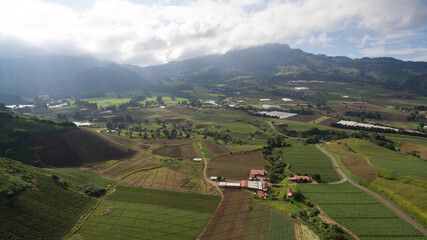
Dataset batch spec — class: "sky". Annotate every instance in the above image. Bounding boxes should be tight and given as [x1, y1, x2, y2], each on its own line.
[1, 0, 427, 66]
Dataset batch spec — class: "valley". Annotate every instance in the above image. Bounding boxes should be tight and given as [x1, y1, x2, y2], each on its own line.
[1, 44, 426, 240]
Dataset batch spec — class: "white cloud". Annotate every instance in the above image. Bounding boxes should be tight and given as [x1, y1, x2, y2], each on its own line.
[0, 0, 426, 65]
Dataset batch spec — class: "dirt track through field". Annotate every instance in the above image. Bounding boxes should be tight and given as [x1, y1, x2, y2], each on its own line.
[316, 144, 427, 236]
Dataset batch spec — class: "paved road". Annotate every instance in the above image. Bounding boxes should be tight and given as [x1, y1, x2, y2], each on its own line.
[316, 144, 427, 236]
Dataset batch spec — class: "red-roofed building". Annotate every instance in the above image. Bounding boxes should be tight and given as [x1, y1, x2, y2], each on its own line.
[249, 169, 267, 180]
[286, 188, 293, 197]
[240, 180, 248, 188]
[288, 176, 311, 181]
[257, 190, 266, 199]
[262, 182, 268, 192]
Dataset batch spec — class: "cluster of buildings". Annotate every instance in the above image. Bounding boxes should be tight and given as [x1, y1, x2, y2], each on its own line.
[215, 169, 269, 199]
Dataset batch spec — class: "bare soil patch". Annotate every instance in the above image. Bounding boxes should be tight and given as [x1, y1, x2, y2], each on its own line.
[27, 128, 135, 167]
[152, 143, 198, 158]
[168, 106, 198, 114]
[317, 117, 337, 127]
[203, 141, 226, 155]
[340, 155, 379, 183]
[400, 143, 427, 159]
[208, 152, 266, 180]
[286, 115, 320, 123]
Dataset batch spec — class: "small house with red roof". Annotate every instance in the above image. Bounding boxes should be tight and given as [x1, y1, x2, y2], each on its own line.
[257, 190, 267, 199]
[249, 169, 267, 180]
[288, 176, 311, 182]
[286, 188, 293, 197]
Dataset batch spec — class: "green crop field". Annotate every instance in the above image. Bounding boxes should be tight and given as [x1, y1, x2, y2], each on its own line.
[0, 174, 95, 240]
[79, 186, 220, 240]
[297, 183, 424, 240]
[281, 145, 341, 182]
[371, 158, 427, 176]
[268, 211, 296, 240]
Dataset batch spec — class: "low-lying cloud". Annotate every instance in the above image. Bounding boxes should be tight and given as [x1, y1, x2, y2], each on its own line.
[1, 0, 426, 65]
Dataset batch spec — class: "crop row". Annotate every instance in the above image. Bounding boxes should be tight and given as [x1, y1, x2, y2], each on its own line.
[298, 183, 424, 239]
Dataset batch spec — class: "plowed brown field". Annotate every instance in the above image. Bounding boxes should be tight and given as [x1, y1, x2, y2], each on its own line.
[27, 128, 135, 167]
[152, 143, 198, 158]
[207, 152, 266, 180]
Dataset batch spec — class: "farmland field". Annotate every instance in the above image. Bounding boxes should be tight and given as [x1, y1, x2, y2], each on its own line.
[96, 155, 160, 179]
[45, 168, 115, 189]
[152, 143, 198, 158]
[370, 158, 427, 176]
[371, 178, 427, 228]
[199, 189, 295, 240]
[207, 152, 267, 180]
[400, 143, 427, 159]
[203, 141, 227, 155]
[0, 174, 95, 240]
[297, 183, 425, 239]
[27, 128, 135, 167]
[281, 145, 341, 182]
[79, 186, 220, 240]
[122, 161, 212, 194]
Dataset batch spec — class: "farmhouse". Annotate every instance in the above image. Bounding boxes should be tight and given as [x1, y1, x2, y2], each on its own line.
[260, 98, 270, 101]
[249, 169, 267, 180]
[282, 98, 293, 101]
[288, 176, 311, 181]
[193, 158, 203, 162]
[286, 188, 293, 197]
[257, 190, 267, 199]
[221, 180, 268, 192]
[210, 176, 218, 181]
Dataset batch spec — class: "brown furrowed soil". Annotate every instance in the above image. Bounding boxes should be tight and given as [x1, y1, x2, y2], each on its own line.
[340, 155, 379, 183]
[207, 152, 266, 180]
[317, 117, 337, 127]
[328, 103, 408, 121]
[204, 141, 226, 155]
[121, 161, 212, 194]
[27, 128, 135, 167]
[168, 106, 198, 114]
[199, 189, 270, 240]
[152, 143, 198, 158]
[286, 115, 320, 123]
[400, 143, 427, 159]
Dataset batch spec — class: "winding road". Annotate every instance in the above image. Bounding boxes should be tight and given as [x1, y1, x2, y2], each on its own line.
[266, 121, 426, 236]
[316, 144, 427, 236]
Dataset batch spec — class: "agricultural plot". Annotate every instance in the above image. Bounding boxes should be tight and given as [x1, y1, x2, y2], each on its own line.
[371, 178, 427, 228]
[207, 152, 267, 180]
[199, 189, 295, 240]
[79, 186, 220, 240]
[27, 128, 136, 167]
[45, 168, 115, 189]
[203, 141, 227, 155]
[122, 161, 211, 194]
[323, 141, 379, 183]
[400, 143, 427, 159]
[297, 183, 424, 240]
[152, 143, 198, 158]
[0, 174, 95, 240]
[281, 145, 341, 182]
[97, 155, 160, 179]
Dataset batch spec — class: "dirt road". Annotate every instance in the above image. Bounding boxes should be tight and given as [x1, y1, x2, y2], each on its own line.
[316, 144, 427, 236]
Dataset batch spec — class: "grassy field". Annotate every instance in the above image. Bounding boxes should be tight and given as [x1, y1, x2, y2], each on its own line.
[207, 152, 267, 180]
[79, 186, 220, 240]
[0, 174, 95, 240]
[371, 177, 427, 228]
[281, 145, 341, 182]
[297, 183, 425, 240]
[45, 168, 115, 190]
